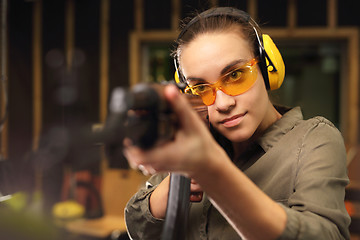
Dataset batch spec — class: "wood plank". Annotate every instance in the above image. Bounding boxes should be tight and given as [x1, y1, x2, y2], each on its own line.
[134, 0, 143, 32]
[0, 0, 8, 159]
[327, 0, 337, 29]
[100, 0, 110, 124]
[65, 0, 75, 71]
[32, 0, 42, 151]
[171, 0, 181, 31]
[287, 0, 297, 30]
[247, 0, 257, 20]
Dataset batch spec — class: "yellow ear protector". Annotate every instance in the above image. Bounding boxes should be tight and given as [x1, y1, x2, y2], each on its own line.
[174, 62, 181, 84]
[255, 32, 285, 90]
[174, 7, 285, 91]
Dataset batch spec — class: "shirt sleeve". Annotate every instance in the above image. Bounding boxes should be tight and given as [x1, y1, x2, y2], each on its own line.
[125, 173, 168, 240]
[277, 117, 351, 240]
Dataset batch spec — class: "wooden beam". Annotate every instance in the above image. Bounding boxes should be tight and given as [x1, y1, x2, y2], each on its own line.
[0, 0, 8, 159]
[347, 30, 359, 146]
[100, 0, 110, 124]
[134, 0, 143, 32]
[32, 0, 42, 151]
[32, 0, 43, 201]
[65, 0, 75, 71]
[263, 27, 358, 38]
[171, 0, 180, 31]
[287, 0, 297, 30]
[327, 0, 337, 29]
[247, 0, 257, 20]
[129, 32, 139, 87]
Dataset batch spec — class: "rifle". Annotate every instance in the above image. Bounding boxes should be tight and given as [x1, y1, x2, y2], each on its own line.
[101, 82, 208, 240]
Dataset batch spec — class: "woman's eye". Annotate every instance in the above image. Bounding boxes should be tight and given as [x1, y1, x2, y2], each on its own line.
[196, 85, 206, 92]
[193, 84, 209, 93]
[229, 70, 243, 81]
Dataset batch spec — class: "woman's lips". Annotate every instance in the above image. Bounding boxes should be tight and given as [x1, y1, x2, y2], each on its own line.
[220, 112, 246, 128]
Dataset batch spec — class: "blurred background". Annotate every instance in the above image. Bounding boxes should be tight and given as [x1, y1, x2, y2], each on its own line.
[0, 0, 359, 239]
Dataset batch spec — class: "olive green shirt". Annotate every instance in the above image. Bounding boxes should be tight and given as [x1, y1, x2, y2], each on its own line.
[125, 107, 351, 239]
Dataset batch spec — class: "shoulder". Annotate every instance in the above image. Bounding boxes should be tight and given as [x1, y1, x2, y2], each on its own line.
[301, 116, 336, 129]
[296, 116, 343, 144]
[294, 116, 347, 173]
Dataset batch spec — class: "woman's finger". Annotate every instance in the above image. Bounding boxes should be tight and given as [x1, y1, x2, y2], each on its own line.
[164, 84, 206, 133]
[190, 181, 203, 192]
[190, 178, 204, 202]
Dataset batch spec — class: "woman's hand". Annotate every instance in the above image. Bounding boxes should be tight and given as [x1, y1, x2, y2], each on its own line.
[123, 84, 221, 178]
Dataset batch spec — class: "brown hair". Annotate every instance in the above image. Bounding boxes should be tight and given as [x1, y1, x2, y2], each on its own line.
[172, 8, 262, 66]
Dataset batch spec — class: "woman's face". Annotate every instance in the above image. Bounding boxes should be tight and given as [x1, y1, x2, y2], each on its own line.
[180, 31, 272, 142]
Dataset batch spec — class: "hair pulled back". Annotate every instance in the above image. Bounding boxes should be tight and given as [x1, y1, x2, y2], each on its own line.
[172, 8, 262, 65]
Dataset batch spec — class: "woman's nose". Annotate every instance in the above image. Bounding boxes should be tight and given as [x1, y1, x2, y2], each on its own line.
[214, 90, 235, 112]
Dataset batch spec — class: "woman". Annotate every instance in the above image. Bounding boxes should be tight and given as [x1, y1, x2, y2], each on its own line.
[124, 7, 350, 240]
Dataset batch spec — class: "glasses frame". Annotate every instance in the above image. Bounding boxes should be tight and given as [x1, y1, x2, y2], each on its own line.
[184, 58, 259, 106]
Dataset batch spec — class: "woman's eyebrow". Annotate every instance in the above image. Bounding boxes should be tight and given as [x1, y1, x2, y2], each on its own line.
[186, 59, 247, 83]
[220, 59, 247, 75]
[186, 77, 205, 84]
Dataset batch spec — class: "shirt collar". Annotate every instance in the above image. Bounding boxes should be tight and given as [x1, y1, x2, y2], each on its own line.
[256, 106, 304, 152]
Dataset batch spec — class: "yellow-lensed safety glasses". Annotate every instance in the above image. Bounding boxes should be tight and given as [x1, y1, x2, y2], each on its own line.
[184, 58, 259, 106]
